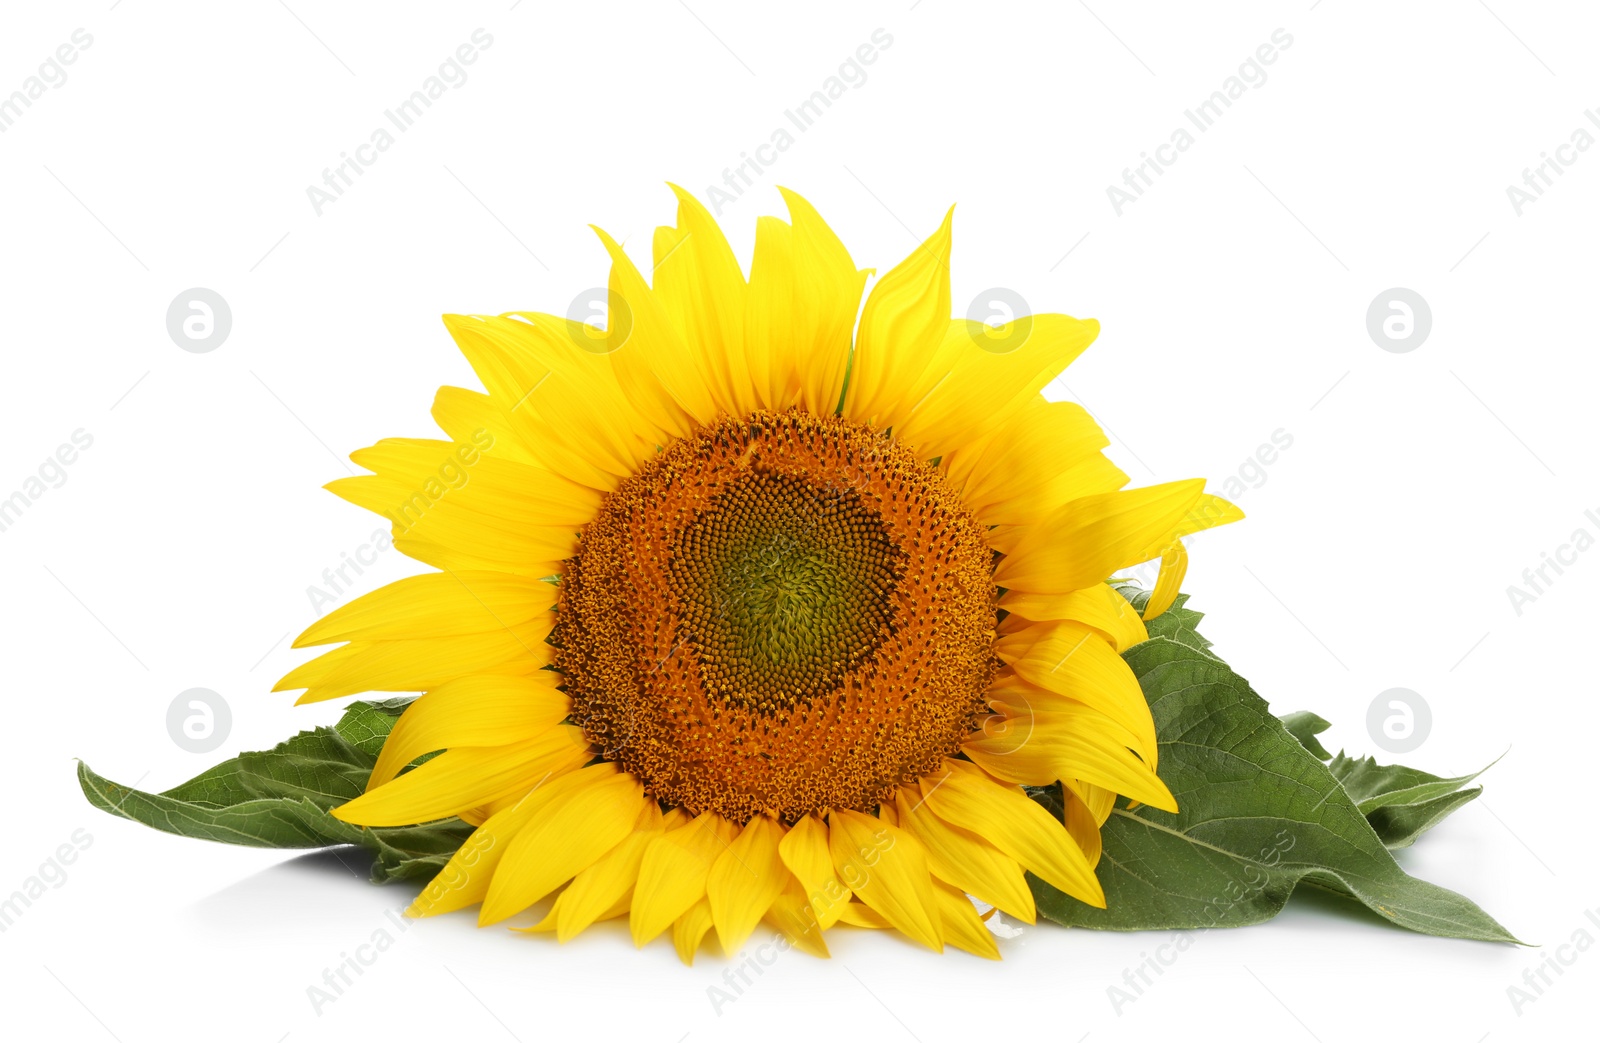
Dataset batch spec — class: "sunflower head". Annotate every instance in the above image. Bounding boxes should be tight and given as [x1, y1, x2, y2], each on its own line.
[276, 185, 1242, 962]
[556, 408, 999, 825]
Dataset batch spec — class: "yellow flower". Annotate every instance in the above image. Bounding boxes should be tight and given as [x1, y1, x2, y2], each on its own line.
[276, 186, 1242, 962]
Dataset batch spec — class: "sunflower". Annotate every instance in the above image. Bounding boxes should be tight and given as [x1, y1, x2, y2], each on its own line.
[275, 186, 1241, 962]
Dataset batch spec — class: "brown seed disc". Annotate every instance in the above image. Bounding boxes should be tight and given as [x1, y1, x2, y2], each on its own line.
[555, 409, 997, 823]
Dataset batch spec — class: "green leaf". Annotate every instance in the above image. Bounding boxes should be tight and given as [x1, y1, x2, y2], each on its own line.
[1272, 706, 1489, 847]
[334, 696, 419, 758]
[1030, 629, 1518, 943]
[1112, 584, 1214, 657]
[78, 698, 471, 884]
[1330, 751, 1487, 811]
[1279, 710, 1334, 760]
[1358, 787, 1484, 852]
[1327, 750, 1492, 849]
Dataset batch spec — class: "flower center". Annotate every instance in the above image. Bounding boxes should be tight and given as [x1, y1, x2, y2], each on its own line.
[669, 468, 899, 708]
[556, 410, 997, 823]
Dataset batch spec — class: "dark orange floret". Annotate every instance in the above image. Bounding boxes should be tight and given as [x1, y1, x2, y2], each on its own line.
[555, 410, 997, 823]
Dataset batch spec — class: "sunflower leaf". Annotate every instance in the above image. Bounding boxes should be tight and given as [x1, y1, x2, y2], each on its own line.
[1326, 751, 1492, 849]
[1329, 751, 1490, 812]
[335, 696, 422, 758]
[1113, 584, 1214, 656]
[77, 698, 471, 883]
[1272, 707, 1489, 847]
[1132, 592, 1482, 850]
[1029, 620, 1519, 943]
[1278, 710, 1335, 760]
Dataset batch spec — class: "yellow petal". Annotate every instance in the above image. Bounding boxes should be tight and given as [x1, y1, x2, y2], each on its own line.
[834, 901, 893, 929]
[744, 215, 795, 409]
[931, 880, 1000, 960]
[389, 535, 567, 581]
[368, 672, 569, 788]
[442, 311, 654, 485]
[706, 815, 789, 956]
[324, 473, 576, 576]
[893, 788, 1035, 924]
[1064, 776, 1118, 827]
[828, 809, 942, 952]
[294, 571, 556, 648]
[778, 187, 870, 416]
[1144, 539, 1189, 620]
[777, 814, 850, 929]
[653, 184, 748, 416]
[845, 207, 953, 429]
[332, 726, 590, 826]
[408, 773, 576, 918]
[592, 889, 634, 925]
[993, 621, 1159, 764]
[962, 705, 1177, 812]
[921, 759, 1104, 909]
[764, 879, 831, 957]
[672, 897, 717, 965]
[522, 907, 558, 934]
[592, 225, 719, 433]
[630, 812, 738, 946]
[999, 583, 1148, 652]
[944, 398, 1123, 522]
[893, 314, 1100, 458]
[430, 386, 541, 467]
[277, 624, 554, 704]
[543, 799, 665, 942]
[994, 479, 1206, 593]
[1057, 780, 1110, 868]
[348, 438, 601, 528]
[479, 766, 642, 925]
[1170, 492, 1246, 539]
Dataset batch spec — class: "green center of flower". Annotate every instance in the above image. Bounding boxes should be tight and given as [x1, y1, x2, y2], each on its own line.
[667, 471, 901, 709]
[556, 409, 998, 822]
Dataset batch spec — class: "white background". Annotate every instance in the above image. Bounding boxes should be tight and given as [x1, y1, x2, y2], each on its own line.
[2, 1, 1595, 1039]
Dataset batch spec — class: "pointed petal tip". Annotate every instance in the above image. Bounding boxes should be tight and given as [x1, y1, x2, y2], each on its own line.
[287, 626, 326, 650]
[1132, 770, 1180, 814]
[476, 905, 512, 928]
[587, 223, 626, 255]
[439, 312, 486, 338]
[665, 181, 706, 211]
[775, 185, 831, 225]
